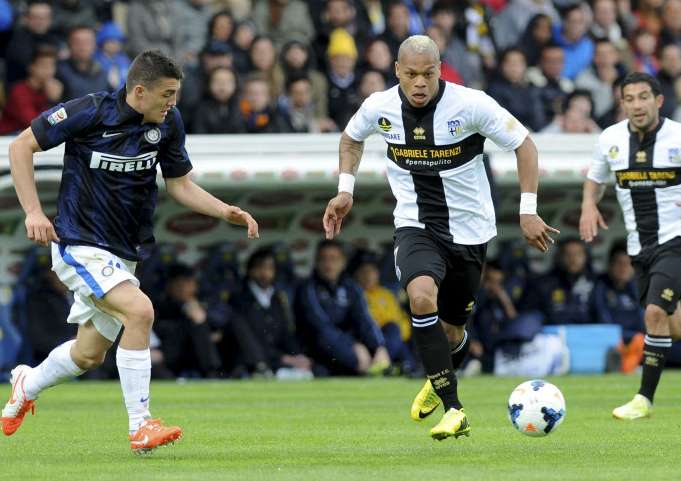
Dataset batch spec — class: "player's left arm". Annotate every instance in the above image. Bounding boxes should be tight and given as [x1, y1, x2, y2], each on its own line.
[515, 136, 561, 253]
[165, 174, 259, 239]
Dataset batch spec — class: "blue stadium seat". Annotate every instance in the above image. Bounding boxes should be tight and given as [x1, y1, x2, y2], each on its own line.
[543, 324, 622, 374]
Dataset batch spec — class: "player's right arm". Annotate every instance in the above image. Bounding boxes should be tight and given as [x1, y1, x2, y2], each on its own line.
[8, 127, 59, 246]
[579, 137, 610, 242]
[323, 94, 379, 239]
[323, 133, 364, 239]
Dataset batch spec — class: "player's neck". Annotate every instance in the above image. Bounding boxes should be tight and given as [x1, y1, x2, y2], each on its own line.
[124, 94, 146, 120]
[631, 118, 660, 141]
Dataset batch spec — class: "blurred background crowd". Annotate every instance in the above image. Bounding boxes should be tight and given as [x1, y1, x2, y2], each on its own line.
[2, 0, 681, 380]
[1, 0, 681, 135]
[7, 235, 681, 380]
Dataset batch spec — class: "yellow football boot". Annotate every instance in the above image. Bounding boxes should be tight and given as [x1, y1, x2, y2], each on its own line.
[410, 379, 441, 421]
[430, 408, 470, 441]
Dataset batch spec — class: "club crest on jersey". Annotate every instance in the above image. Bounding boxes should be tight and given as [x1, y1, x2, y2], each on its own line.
[144, 127, 161, 144]
[668, 148, 681, 164]
[47, 107, 67, 126]
[447, 119, 462, 136]
[378, 117, 392, 132]
[413, 126, 426, 140]
[608, 145, 619, 159]
[636, 150, 647, 163]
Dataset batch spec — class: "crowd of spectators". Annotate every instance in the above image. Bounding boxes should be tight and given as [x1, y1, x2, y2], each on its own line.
[8, 235, 680, 381]
[2, 0, 681, 135]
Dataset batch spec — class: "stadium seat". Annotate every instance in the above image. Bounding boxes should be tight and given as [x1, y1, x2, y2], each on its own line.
[543, 324, 622, 374]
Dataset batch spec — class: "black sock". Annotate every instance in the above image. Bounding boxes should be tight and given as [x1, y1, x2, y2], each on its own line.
[450, 330, 469, 370]
[638, 334, 672, 403]
[411, 312, 461, 410]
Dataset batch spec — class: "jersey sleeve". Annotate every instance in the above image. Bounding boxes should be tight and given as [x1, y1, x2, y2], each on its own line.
[586, 136, 611, 184]
[30, 95, 97, 150]
[344, 95, 378, 141]
[472, 92, 529, 151]
[159, 108, 193, 178]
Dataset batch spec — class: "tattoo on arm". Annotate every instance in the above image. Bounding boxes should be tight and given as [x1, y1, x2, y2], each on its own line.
[339, 133, 365, 174]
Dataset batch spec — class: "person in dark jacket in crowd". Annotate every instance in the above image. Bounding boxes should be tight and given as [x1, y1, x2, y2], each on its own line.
[191, 66, 243, 133]
[295, 240, 390, 375]
[231, 248, 313, 376]
[155, 264, 223, 377]
[26, 270, 77, 361]
[57, 25, 110, 100]
[6, 1, 61, 85]
[237, 73, 290, 133]
[591, 240, 645, 342]
[488, 48, 546, 131]
[525, 237, 596, 325]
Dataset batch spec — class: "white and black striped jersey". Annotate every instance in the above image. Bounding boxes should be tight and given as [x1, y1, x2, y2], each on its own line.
[588, 118, 681, 256]
[345, 80, 528, 245]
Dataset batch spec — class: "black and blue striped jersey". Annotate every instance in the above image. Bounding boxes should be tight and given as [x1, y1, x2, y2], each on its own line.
[30, 88, 193, 261]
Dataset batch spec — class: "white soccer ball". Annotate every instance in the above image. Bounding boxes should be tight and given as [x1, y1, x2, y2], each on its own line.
[507, 379, 566, 437]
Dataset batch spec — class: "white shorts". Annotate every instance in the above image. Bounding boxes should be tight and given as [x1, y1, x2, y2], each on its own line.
[51, 243, 139, 342]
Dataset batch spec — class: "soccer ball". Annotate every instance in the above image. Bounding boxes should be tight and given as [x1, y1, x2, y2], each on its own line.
[507, 380, 566, 437]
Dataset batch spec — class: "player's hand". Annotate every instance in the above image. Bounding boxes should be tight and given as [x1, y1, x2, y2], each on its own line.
[520, 214, 560, 253]
[25, 210, 59, 246]
[323, 192, 353, 239]
[224, 206, 259, 239]
[579, 202, 608, 243]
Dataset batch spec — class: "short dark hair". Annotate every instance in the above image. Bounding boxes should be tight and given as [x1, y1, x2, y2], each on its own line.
[608, 239, 628, 264]
[620, 72, 661, 97]
[563, 89, 594, 117]
[67, 24, 95, 40]
[166, 263, 195, 281]
[246, 247, 275, 273]
[126, 50, 184, 93]
[31, 44, 57, 63]
[316, 239, 345, 259]
[285, 73, 311, 92]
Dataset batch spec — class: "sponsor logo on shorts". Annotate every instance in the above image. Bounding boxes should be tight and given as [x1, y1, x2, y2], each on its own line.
[661, 288, 674, 302]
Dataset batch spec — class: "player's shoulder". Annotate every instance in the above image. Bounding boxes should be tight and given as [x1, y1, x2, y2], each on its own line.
[361, 85, 400, 111]
[442, 81, 490, 104]
[598, 118, 629, 144]
[659, 116, 681, 135]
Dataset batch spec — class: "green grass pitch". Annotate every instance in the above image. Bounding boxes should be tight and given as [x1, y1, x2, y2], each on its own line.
[1, 373, 680, 481]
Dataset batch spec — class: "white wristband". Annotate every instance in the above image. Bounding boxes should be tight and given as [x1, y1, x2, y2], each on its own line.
[519, 192, 537, 215]
[338, 172, 355, 195]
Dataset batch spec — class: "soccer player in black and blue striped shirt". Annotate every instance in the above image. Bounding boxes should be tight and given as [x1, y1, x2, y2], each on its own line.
[1, 50, 259, 453]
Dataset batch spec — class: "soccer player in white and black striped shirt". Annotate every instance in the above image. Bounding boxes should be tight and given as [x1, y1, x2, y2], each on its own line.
[323, 35, 559, 440]
[581, 72, 681, 420]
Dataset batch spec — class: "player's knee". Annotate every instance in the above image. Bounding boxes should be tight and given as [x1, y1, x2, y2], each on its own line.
[125, 297, 155, 330]
[409, 293, 437, 315]
[644, 305, 669, 332]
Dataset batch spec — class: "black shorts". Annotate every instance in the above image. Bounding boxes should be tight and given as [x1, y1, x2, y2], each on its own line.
[393, 227, 487, 326]
[632, 237, 681, 314]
